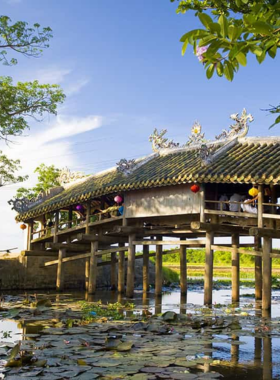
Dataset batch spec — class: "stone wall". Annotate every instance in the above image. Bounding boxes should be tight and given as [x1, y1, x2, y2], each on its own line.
[0, 253, 156, 291]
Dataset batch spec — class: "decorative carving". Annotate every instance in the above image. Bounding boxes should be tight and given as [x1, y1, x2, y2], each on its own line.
[197, 143, 216, 166]
[149, 128, 180, 152]
[58, 167, 85, 185]
[186, 121, 206, 146]
[116, 158, 137, 176]
[215, 109, 253, 141]
[8, 192, 45, 213]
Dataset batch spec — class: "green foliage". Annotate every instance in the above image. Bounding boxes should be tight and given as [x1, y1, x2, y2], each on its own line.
[0, 151, 28, 187]
[16, 164, 60, 199]
[80, 300, 135, 321]
[172, 0, 280, 125]
[162, 266, 180, 284]
[0, 76, 65, 142]
[0, 15, 52, 66]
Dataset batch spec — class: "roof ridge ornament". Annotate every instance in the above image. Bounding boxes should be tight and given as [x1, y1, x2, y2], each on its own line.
[116, 158, 137, 176]
[186, 121, 206, 146]
[149, 128, 180, 152]
[215, 109, 253, 141]
[58, 167, 85, 185]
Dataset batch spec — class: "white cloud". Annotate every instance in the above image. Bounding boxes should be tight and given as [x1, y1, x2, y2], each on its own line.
[34, 67, 72, 85]
[0, 113, 105, 251]
[65, 78, 90, 96]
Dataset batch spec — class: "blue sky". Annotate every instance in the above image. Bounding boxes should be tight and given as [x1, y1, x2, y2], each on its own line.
[1, 0, 280, 250]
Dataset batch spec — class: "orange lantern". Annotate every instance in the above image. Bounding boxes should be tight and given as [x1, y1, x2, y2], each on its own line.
[191, 184, 200, 193]
[248, 187, 258, 197]
[20, 224, 27, 230]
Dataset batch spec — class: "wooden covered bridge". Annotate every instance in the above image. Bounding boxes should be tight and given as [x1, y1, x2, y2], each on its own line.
[11, 112, 280, 311]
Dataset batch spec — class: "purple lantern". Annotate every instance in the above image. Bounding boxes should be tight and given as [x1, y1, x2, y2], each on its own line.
[76, 204, 84, 212]
[114, 195, 123, 204]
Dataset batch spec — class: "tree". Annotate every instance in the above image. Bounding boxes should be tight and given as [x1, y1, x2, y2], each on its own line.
[172, 0, 280, 126]
[0, 151, 27, 187]
[0, 15, 65, 186]
[16, 164, 60, 199]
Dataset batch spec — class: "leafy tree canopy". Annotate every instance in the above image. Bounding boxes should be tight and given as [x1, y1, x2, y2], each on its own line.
[16, 164, 60, 199]
[172, 0, 280, 125]
[0, 151, 27, 187]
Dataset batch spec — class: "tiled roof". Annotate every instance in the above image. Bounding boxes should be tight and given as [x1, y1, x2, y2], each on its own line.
[16, 137, 280, 221]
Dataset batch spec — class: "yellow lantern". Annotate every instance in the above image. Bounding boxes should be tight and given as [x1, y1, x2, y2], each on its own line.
[248, 187, 258, 197]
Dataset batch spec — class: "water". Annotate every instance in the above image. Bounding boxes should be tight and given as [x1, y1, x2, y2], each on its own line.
[1, 287, 280, 379]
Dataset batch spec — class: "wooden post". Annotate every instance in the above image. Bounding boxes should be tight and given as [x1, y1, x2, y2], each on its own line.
[155, 236, 163, 297]
[180, 238, 187, 296]
[270, 185, 277, 229]
[231, 233, 240, 303]
[111, 252, 117, 290]
[85, 258, 89, 291]
[56, 248, 66, 292]
[204, 231, 214, 306]
[258, 184, 263, 228]
[143, 245, 149, 293]
[68, 207, 73, 229]
[255, 236, 262, 300]
[85, 201, 91, 234]
[88, 241, 98, 294]
[200, 184, 206, 223]
[126, 234, 136, 298]
[262, 236, 272, 310]
[53, 211, 59, 243]
[118, 243, 125, 293]
[26, 220, 33, 250]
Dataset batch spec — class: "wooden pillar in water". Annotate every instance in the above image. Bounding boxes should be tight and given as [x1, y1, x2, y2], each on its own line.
[56, 248, 66, 292]
[155, 236, 163, 297]
[262, 236, 272, 310]
[85, 258, 89, 291]
[231, 233, 240, 303]
[53, 211, 59, 243]
[88, 241, 98, 294]
[118, 243, 125, 293]
[143, 245, 149, 293]
[111, 252, 117, 290]
[263, 337, 272, 380]
[126, 234, 136, 298]
[204, 231, 214, 306]
[255, 236, 262, 300]
[180, 238, 187, 296]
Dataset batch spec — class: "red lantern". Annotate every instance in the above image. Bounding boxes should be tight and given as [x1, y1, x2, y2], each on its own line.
[191, 184, 200, 193]
[20, 224, 27, 230]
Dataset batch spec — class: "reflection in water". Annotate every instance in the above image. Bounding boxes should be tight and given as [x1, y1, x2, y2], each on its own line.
[263, 337, 272, 380]
[230, 334, 239, 365]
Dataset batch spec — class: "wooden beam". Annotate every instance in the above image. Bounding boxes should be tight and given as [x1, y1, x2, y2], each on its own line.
[126, 234, 136, 298]
[254, 237, 262, 301]
[44, 252, 91, 266]
[118, 243, 125, 294]
[249, 227, 280, 239]
[191, 221, 248, 235]
[204, 231, 214, 306]
[22, 250, 57, 257]
[180, 238, 187, 296]
[56, 248, 66, 292]
[231, 233, 239, 303]
[88, 241, 98, 294]
[205, 209, 257, 218]
[45, 242, 90, 252]
[98, 246, 127, 256]
[143, 245, 149, 293]
[262, 236, 272, 310]
[75, 233, 127, 244]
[133, 240, 206, 246]
[155, 236, 163, 297]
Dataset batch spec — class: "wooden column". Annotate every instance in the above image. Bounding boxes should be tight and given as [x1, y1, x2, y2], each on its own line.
[262, 236, 272, 310]
[85, 258, 90, 291]
[200, 184, 206, 223]
[270, 184, 277, 229]
[255, 236, 262, 300]
[155, 236, 163, 297]
[68, 207, 73, 229]
[143, 245, 149, 293]
[118, 243, 125, 293]
[53, 211, 59, 243]
[85, 201, 91, 234]
[26, 220, 33, 250]
[88, 241, 98, 294]
[126, 234, 136, 298]
[204, 231, 214, 306]
[111, 252, 117, 290]
[56, 248, 66, 292]
[258, 185, 263, 228]
[231, 233, 240, 303]
[180, 238, 187, 296]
